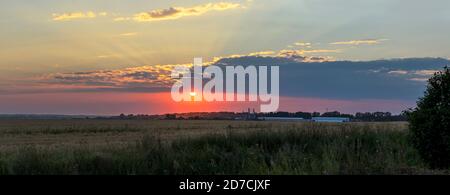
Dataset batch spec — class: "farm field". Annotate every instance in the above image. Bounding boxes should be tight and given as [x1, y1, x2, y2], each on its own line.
[0, 119, 446, 175]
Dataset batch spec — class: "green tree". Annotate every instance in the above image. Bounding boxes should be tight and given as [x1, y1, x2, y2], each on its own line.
[408, 67, 450, 169]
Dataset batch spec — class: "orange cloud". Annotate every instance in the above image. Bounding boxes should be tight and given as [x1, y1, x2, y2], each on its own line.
[43, 63, 195, 90]
[52, 11, 106, 21]
[132, 2, 241, 22]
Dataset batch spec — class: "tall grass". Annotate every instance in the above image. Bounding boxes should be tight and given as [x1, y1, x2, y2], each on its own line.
[0, 127, 440, 175]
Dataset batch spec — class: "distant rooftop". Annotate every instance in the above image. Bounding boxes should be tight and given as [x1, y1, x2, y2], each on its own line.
[312, 117, 350, 123]
[260, 117, 305, 121]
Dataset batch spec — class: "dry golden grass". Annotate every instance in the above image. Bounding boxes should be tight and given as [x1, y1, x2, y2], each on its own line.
[0, 119, 408, 151]
[0, 119, 407, 152]
[0, 119, 445, 175]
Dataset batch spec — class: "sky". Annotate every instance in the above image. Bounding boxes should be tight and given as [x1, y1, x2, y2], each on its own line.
[0, 0, 450, 115]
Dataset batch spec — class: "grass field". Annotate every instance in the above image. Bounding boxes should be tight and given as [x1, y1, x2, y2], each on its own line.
[0, 119, 447, 175]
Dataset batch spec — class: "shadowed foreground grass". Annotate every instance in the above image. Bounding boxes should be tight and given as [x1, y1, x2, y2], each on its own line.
[0, 126, 445, 175]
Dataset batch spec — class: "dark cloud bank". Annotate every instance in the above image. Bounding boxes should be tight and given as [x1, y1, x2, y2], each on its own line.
[214, 57, 449, 101]
[48, 57, 450, 102]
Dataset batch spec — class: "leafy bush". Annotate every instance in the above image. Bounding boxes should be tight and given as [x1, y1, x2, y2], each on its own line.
[408, 67, 450, 169]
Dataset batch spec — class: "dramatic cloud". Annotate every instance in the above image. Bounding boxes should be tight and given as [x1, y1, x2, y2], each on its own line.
[330, 39, 388, 46]
[277, 49, 339, 62]
[41, 48, 337, 91]
[43, 64, 192, 91]
[39, 54, 449, 103]
[213, 49, 337, 63]
[53, 2, 244, 23]
[131, 2, 241, 22]
[52, 11, 107, 21]
[214, 57, 448, 100]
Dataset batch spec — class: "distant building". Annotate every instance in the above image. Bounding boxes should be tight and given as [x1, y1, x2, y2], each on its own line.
[259, 117, 305, 121]
[311, 117, 350, 123]
[245, 108, 258, 120]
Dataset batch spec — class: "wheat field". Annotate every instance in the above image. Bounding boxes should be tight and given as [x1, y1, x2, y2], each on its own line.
[0, 119, 446, 175]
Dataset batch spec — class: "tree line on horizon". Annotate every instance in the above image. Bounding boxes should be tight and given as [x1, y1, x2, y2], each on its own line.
[259, 111, 407, 121]
[114, 111, 407, 122]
